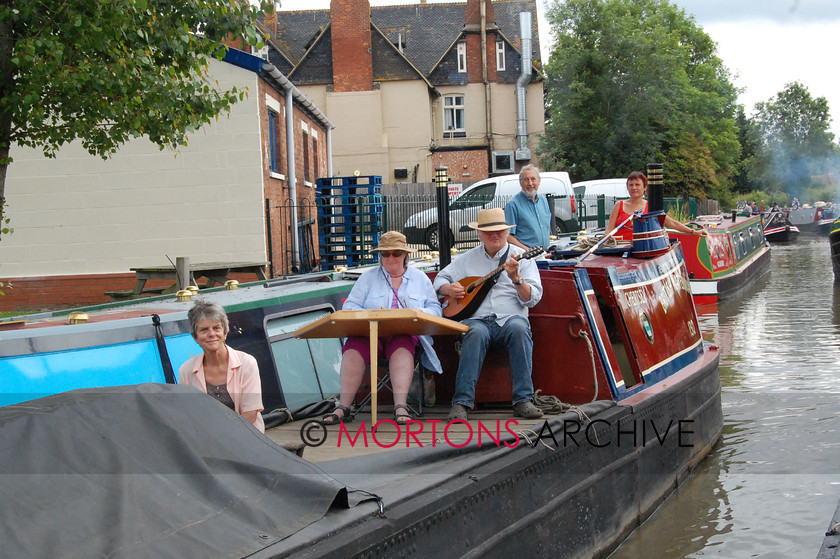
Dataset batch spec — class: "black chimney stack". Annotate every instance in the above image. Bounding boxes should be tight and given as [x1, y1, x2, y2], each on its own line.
[646, 163, 663, 213]
[435, 167, 451, 268]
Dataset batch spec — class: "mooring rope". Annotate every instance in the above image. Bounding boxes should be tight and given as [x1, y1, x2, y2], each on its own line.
[572, 234, 624, 251]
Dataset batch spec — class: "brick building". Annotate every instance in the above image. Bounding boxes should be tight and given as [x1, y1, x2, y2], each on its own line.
[265, 0, 545, 185]
[0, 49, 331, 312]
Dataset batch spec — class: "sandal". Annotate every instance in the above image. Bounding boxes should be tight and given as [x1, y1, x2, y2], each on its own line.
[322, 403, 353, 426]
[393, 404, 413, 426]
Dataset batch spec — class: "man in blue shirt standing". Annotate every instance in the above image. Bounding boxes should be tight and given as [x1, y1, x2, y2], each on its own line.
[504, 164, 551, 251]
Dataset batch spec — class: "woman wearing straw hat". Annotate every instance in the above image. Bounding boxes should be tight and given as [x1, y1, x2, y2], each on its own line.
[321, 231, 443, 425]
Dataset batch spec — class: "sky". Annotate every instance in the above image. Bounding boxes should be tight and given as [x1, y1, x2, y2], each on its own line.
[277, 0, 840, 139]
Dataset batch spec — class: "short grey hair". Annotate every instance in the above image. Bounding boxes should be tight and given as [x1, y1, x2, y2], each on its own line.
[519, 164, 541, 181]
[188, 300, 229, 339]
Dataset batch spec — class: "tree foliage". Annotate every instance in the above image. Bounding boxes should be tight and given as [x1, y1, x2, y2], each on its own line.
[750, 82, 839, 198]
[0, 0, 272, 236]
[539, 0, 740, 200]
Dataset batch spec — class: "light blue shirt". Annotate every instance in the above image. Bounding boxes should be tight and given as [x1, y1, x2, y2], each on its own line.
[433, 242, 543, 325]
[505, 191, 552, 250]
[343, 264, 443, 373]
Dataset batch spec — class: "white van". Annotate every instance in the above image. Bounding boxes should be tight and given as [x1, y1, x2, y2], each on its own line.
[572, 178, 629, 228]
[403, 171, 577, 250]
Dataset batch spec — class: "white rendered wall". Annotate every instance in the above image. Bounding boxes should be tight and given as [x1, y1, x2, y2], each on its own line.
[1, 58, 267, 278]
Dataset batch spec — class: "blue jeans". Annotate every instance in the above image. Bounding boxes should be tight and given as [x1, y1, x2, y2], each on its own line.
[452, 315, 535, 408]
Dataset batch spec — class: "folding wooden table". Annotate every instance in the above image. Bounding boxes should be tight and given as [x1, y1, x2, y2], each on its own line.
[294, 308, 469, 424]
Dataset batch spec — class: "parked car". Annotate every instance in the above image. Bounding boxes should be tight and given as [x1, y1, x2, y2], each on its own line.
[572, 178, 629, 228]
[403, 171, 577, 250]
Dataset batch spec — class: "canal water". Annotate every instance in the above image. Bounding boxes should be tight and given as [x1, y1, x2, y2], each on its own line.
[609, 236, 840, 558]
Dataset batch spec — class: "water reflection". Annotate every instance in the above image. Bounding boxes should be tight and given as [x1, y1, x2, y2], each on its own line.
[608, 238, 840, 558]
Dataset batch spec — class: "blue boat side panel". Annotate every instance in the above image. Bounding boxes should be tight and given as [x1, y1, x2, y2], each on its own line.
[0, 340, 167, 407]
[164, 334, 203, 380]
[573, 268, 626, 397]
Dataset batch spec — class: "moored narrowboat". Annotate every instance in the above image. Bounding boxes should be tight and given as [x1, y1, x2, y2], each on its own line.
[763, 211, 801, 242]
[668, 213, 771, 305]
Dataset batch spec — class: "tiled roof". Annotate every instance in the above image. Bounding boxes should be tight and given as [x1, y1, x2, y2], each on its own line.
[268, 0, 541, 77]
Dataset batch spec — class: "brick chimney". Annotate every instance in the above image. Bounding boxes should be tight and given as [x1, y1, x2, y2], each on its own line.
[330, 0, 373, 92]
[465, 0, 495, 25]
[464, 0, 497, 83]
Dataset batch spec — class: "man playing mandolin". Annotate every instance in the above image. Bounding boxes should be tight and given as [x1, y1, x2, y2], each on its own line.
[434, 207, 544, 421]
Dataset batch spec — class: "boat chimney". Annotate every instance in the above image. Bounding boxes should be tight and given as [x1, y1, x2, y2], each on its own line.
[646, 163, 664, 213]
[732, 209, 737, 222]
[436, 166, 452, 268]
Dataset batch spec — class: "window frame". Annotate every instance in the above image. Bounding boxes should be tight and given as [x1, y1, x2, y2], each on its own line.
[456, 42, 467, 73]
[496, 40, 505, 71]
[443, 94, 465, 136]
[268, 109, 282, 176]
[302, 130, 310, 184]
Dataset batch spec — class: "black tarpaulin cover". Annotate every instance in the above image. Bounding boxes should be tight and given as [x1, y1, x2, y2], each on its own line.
[0, 383, 352, 559]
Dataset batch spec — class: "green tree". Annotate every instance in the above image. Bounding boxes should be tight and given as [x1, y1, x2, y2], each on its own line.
[733, 106, 763, 195]
[539, 0, 740, 201]
[0, 0, 271, 238]
[752, 82, 838, 198]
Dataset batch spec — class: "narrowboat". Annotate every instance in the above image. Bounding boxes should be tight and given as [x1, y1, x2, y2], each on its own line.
[763, 211, 801, 242]
[788, 205, 834, 236]
[0, 273, 354, 411]
[0, 235, 721, 559]
[830, 217, 840, 282]
[668, 213, 771, 305]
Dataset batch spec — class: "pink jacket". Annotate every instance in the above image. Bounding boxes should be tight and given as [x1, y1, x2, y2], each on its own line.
[178, 345, 265, 433]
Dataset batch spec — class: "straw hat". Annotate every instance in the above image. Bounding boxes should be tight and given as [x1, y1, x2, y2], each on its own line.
[373, 231, 417, 253]
[468, 207, 513, 231]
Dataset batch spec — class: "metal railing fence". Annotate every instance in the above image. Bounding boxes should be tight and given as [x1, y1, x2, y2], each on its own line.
[266, 192, 721, 274]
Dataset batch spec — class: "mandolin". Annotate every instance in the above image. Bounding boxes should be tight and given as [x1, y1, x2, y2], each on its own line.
[441, 246, 544, 321]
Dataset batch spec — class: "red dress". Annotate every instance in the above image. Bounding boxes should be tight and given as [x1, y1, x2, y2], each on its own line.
[613, 200, 648, 240]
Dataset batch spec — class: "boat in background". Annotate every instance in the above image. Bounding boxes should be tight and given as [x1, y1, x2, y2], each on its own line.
[789, 205, 835, 236]
[763, 211, 801, 242]
[667, 213, 771, 305]
[831, 217, 840, 282]
[0, 235, 722, 558]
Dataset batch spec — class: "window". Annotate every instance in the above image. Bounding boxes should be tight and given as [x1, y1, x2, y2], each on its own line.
[253, 45, 269, 61]
[302, 130, 310, 183]
[312, 132, 319, 183]
[457, 42, 467, 73]
[268, 110, 282, 175]
[266, 310, 342, 409]
[443, 94, 465, 136]
[450, 182, 496, 211]
[496, 40, 505, 71]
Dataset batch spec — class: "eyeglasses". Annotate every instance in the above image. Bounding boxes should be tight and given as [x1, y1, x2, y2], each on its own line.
[379, 251, 405, 258]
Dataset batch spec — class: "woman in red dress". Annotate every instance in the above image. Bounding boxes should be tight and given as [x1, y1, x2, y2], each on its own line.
[606, 171, 707, 240]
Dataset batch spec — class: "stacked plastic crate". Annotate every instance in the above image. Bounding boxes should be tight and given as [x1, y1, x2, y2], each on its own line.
[316, 176, 383, 270]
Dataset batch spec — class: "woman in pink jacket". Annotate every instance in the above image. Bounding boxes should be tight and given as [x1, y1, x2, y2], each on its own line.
[179, 300, 265, 432]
